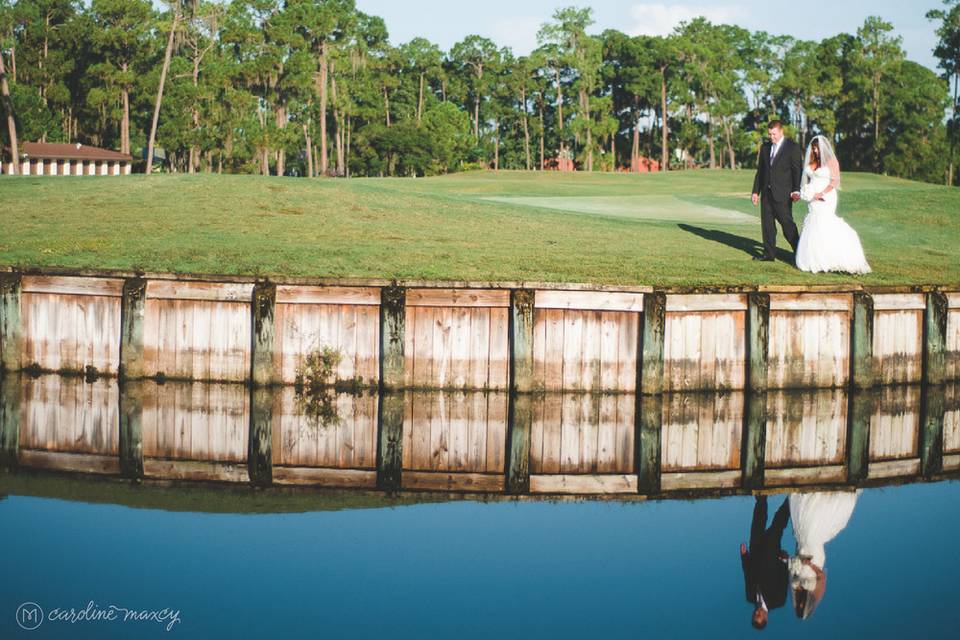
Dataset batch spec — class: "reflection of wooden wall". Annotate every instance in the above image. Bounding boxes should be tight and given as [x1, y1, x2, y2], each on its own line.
[141, 381, 248, 481]
[532, 291, 642, 393]
[947, 294, 960, 381]
[142, 281, 253, 382]
[872, 294, 924, 385]
[19, 276, 123, 374]
[664, 295, 746, 392]
[401, 391, 507, 491]
[765, 390, 847, 485]
[271, 387, 378, 487]
[17, 375, 119, 473]
[273, 286, 380, 386]
[768, 294, 850, 389]
[404, 289, 510, 390]
[868, 385, 921, 479]
[944, 384, 960, 472]
[661, 393, 743, 489]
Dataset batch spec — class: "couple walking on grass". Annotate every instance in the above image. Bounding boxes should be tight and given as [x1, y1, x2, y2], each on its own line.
[751, 120, 871, 274]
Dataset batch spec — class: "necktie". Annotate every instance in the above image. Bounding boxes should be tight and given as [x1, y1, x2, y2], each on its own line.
[770, 142, 778, 162]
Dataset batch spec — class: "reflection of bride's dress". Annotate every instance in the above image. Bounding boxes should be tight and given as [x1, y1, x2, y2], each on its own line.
[788, 490, 860, 589]
[795, 167, 871, 274]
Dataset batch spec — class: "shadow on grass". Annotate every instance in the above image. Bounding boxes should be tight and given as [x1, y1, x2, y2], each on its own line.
[677, 224, 794, 263]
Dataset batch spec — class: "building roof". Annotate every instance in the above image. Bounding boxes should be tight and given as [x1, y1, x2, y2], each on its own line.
[18, 142, 133, 162]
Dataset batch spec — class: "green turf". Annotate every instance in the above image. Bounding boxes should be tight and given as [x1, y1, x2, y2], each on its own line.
[0, 170, 956, 286]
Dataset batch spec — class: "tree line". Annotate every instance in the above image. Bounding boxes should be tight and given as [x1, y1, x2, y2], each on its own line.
[1, 0, 958, 185]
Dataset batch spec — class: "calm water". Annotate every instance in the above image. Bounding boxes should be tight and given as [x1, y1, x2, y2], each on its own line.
[1, 479, 959, 638]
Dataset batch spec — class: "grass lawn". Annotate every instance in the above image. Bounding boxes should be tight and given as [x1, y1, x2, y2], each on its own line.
[0, 169, 957, 286]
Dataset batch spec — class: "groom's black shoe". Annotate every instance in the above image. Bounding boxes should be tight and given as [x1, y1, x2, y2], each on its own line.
[753, 255, 775, 262]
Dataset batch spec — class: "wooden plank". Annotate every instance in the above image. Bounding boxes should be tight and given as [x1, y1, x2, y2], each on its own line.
[406, 288, 510, 308]
[251, 283, 278, 386]
[640, 292, 666, 395]
[249, 387, 272, 485]
[941, 453, 960, 471]
[665, 294, 747, 312]
[851, 292, 875, 389]
[18, 450, 120, 475]
[272, 467, 377, 487]
[924, 292, 949, 386]
[511, 290, 536, 393]
[661, 470, 741, 490]
[119, 381, 144, 478]
[0, 273, 22, 372]
[488, 307, 511, 390]
[920, 384, 945, 477]
[868, 459, 921, 479]
[376, 392, 404, 489]
[401, 471, 504, 492]
[846, 392, 874, 482]
[542, 309, 565, 391]
[381, 286, 406, 390]
[616, 311, 639, 393]
[872, 293, 926, 311]
[275, 285, 381, 305]
[769, 294, 852, 312]
[637, 394, 662, 493]
[20, 275, 124, 297]
[947, 293, 960, 309]
[506, 393, 532, 493]
[763, 465, 847, 486]
[146, 280, 254, 302]
[143, 459, 249, 482]
[535, 290, 644, 312]
[747, 293, 770, 392]
[529, 473, 637, 494]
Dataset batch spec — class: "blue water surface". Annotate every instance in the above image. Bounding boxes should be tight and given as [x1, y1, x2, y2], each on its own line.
[1, 480, 958, 639]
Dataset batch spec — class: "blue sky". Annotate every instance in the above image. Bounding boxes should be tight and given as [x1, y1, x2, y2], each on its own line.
[355, 0, 943, 72]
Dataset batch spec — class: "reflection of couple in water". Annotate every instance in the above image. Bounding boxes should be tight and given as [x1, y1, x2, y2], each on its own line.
[740, 491, 859, 629]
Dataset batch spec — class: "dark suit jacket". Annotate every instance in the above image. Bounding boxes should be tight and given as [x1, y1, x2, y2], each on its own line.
[741, 498, 789, 610]
[752, 139, 803, 204]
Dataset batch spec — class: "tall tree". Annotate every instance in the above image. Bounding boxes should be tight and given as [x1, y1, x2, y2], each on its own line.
[928, 0, 960, 184]
[147, 1, 182, 175]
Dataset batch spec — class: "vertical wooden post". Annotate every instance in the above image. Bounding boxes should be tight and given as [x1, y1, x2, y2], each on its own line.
[0, 271, 22, 374]
[640, 292, 666, 395]
[0, 373, 19, 469]
[248, 387, 273, 486]
[119, 277, 147, 380]
[119, 380, 144, 479]
[506, 393, 533, 493]
[850, 292, 875, 390]
[741, 392, 767, 490]
[376, 391, 404, 490]
[747, 293, 770, 392]
[923, 291, 949, 386]
[636, 394, 662, 494]
[380, 285, 406, 391]
[251, 282, 278, 386]
[920, 384, 945, 478]
[846, 389, 874, 483]
[510, 289, 535, 393]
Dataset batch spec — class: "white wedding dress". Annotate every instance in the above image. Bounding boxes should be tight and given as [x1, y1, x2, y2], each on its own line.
[787, 490, 860, 588]
[795, 166, 871, 274]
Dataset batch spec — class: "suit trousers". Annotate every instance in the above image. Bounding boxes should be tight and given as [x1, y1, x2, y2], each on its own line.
[761, 192, 799, 257]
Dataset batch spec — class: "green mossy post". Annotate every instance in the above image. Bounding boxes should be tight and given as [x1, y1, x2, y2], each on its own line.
[380, 285, 406, 391]
[0, 272, 22, 374]
[747, 293, 770, 392]
[741, 393, 767, 490]
[376, 391, 404, 490]
[846, 391, 875, 483]
[920, 384, 945, 478]
[640, 292, 666, 395]
[251, 282, 278, 387]
[510, 289, 536, 393]
[923, 291, 949, 386]
[248, 387, 273, 486]
[851, 292, 875, 390]
[119, 277, 147, 380]
[637, 394, 662, 494]
[506, 393, 533, 494]
[0, 374, 19, 469]
[119, 381, 144, 479]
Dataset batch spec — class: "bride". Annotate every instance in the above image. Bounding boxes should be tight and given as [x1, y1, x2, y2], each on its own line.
[795, 136, 871, 274]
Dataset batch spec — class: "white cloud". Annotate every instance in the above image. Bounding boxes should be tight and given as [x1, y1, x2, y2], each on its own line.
[628, 3, 750, 36]
[490, 16, 543, 55]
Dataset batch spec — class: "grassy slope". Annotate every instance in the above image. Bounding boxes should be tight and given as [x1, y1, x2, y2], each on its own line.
[0, 170, 956, 286]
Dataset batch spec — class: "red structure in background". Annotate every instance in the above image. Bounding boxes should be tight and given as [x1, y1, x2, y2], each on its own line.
[545, 151, 661, 173]
[628, 155, 660, 173]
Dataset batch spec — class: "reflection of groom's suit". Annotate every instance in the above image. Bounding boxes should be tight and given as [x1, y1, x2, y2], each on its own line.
[752, 138, 803, 259]
[741, 496, 790, 610]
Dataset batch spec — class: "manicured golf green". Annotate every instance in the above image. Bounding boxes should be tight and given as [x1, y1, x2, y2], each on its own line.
[0, 170, 956, 286]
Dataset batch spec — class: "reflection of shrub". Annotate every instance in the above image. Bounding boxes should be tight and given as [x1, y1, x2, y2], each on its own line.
[294, 347, 343, 430]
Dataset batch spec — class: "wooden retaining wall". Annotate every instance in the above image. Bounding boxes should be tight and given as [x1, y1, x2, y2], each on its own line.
[2, 373, 956, 495]
[1, 270, 958, 392]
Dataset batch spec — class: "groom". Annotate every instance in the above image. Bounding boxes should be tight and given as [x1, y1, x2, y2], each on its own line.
[751, 120, 803, 261]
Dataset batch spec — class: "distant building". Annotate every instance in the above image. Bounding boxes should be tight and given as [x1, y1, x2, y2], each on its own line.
[2, 142, 133, 176]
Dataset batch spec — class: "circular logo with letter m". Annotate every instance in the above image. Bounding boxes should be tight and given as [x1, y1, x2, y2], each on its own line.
[16, 603, 44, 631]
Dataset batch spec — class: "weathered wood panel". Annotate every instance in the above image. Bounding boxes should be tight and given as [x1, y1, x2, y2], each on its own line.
[946, 294, 960, 382]
[869, 385, 920, 461]
[142, 281, 252, 382]
[872, 294, 924, 385]
[271, 387, 377, 471]
[945, 384, 960, 456]
[19, 276, 123, 374]
[273, 295, 380, 386]
[529, 393, 634, 474]
[765, 389, 847, 469]
[768, 294, 851, 389]
[532, 308, 639, 393]
[141, 381, 248, 465]
[663, 296, 746, 391]
[405, 302, 510, 390]
[18, 375, 119, 456]
[661, 392, 743, 472]
[529, 473, 637, 494]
